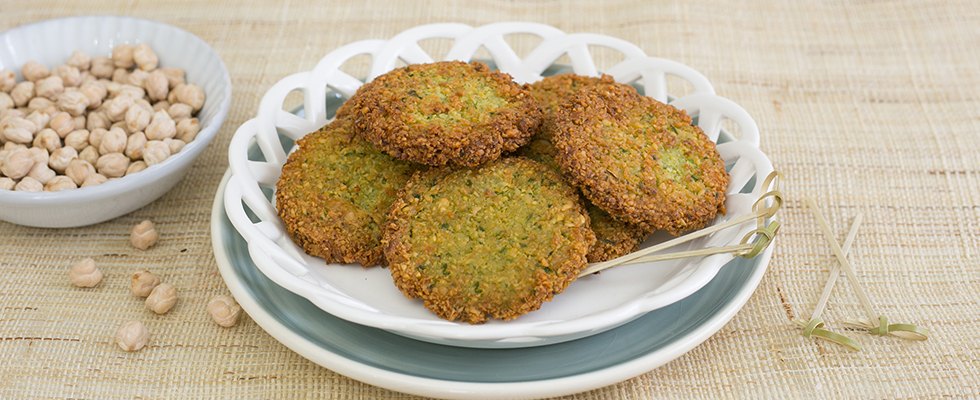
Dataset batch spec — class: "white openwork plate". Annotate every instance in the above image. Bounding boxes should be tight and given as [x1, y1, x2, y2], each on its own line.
[224, 22, 774, 348]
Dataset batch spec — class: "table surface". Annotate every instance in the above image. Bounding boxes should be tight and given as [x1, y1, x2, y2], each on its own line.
[1, 1, 977, 399]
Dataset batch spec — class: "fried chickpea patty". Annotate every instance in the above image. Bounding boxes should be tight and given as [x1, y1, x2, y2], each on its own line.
[338, 61, 542, 167]
[383, 157, 595, 324]
[522, 74, 651, 261]
[552, 82, 729, 235]
[276, 118, 419, 266]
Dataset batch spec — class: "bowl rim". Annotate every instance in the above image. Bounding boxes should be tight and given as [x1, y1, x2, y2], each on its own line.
[0, 15, 232, 205]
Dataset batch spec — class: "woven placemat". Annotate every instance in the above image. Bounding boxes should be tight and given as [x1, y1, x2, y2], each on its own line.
[1, 1, 977, 398]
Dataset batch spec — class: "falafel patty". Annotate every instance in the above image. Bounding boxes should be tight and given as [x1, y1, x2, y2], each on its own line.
[276, 118, 419, 266]
[522, 74, 651, 261]
[551, 82, 729, 235]
[383, 157, 595, 324]
[337, 61, 542, 167]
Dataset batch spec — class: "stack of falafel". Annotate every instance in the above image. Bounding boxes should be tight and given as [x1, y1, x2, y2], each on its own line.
[275, 61, 729, 323]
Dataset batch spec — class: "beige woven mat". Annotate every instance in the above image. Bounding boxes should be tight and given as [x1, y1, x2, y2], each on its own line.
[1, 1, 977, 398]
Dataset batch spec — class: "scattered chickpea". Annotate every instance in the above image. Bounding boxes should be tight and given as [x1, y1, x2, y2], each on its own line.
[114, 321, 149, 352]
[130, 270, 161, 297]
[68, 257, 103, 288]
[130, 219, 159, 250]
[21, 61, 50, 82]
[145, 282, 177, 314]
[207, 295, 243, 328]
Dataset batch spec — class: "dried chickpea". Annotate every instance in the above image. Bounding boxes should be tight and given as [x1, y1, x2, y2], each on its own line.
[159, 67, 185, 89]
[49, 111, 75, 137]
[64, 129, 89, 151]
[111, 68, 129, 84]
[45, 175, 77, 191]
[66, 51, 91, 71]
[10, 81, 35, 107]
[48, 146, 77, 173]
[173, 83, 205, 112]
[26, 109, 52, 128]
[126, 160, 147, 175]
[99, 127, 127, 155]
[131, 220, 159, 250]
[112, 44, 136, 69]
[73, 115, 86, 130]
[125, 102, 152, 133]
[152, 100, 170, 113]
[207, 295, 243, 328]
[0, 92, 13, 111]
[68, 258, 102, 287]
[125, 131, 147, 160]
[87, 128, 107, 149]
[79, 145, 99, 166]
[144, 70, 169, 102]
[55, 65, 82, 87]
[104, 95, 133, 122]
[36, 76, 64, 100]
[0, 148, 34, 179]
[27, 147, 49, 165]
[145, 283, 177, 314]
[81, 172, 107, 187]
[167, 103, 193, 120]
[65, 159, 95, 185]
[95, 153, 129, 178]
[32, 128, 62, 152]
[145, 111, 176, 140]
[119, 85, 146, 102]
[86, 111, 110, 131]
[28, 162, 56, 184]
[130, 270, 160, 297]
[164, 138, 186, 155]
[0, 69, 15, 92]
[14, 176, 42, 192]
[2, 126, 33, 145]
[127, 69, 149, 88]
[90, 57, 114, 79]
[58, 90, 90, 116]
[79, 81, 107, 109]
[114, 321, 149, 352]
[143, 140, 171, 166]
[21, 61, 50, 82]
[175, 118, 200, 142]
[133, 44, 159, 71]
[0, 177, 14, 190]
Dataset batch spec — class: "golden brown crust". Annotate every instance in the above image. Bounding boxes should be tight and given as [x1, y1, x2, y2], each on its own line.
[382, 157, 594, 323]
[551, 82, 729, 235]
[521, 74, 651, 261]
[337, 61, 542, 167]
[275, 118, 419, 266]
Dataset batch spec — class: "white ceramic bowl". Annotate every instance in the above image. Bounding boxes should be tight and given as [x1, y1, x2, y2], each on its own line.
[225, 22, 774, 348]
[0, 16, 231, 228]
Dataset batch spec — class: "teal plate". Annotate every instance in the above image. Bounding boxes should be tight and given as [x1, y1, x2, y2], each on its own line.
[211, 172, 773, 399]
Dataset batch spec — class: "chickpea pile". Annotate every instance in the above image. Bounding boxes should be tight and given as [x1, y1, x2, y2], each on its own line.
[0, 44, 205, 192]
